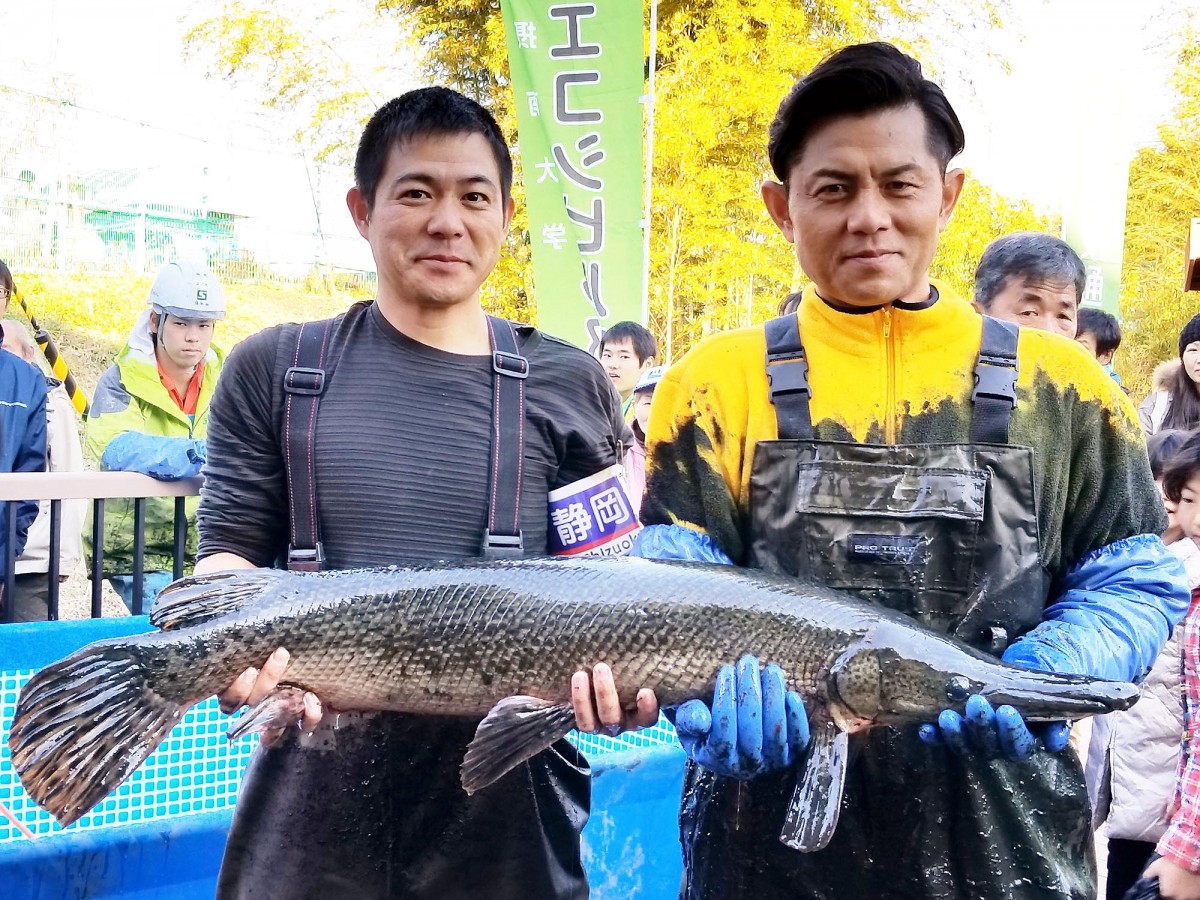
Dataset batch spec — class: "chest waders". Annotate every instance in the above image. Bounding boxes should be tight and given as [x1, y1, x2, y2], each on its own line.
[679, 308, 1096, 900]
[216, 307, 591, 900]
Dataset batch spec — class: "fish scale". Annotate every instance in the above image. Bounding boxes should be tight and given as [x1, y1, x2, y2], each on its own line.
[9, 556, 1138, 846]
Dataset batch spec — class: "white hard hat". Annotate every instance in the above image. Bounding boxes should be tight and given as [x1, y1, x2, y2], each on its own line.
[148, 261, 226, 321]
[633, 365, 666, 394]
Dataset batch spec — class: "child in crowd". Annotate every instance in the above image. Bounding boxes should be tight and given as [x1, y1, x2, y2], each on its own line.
[599, 321, 656, 419]
[624, 365, 663, 518]
[1087, 429, 1199, 898]
[1077, 307, 1124, 388]
[1137, 430, 1200, 898]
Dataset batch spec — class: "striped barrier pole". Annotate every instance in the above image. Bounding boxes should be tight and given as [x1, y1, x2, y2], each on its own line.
[12, 289, 90, 419]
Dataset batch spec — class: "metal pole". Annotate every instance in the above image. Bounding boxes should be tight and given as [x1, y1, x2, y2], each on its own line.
[48, 499, 60, 621]
[132, 497, 146, 615]
[91, 498, 104, 618]
[173, 497, 186, 582]
[3, 501, 16, 624]
[640, 0, 659, 326]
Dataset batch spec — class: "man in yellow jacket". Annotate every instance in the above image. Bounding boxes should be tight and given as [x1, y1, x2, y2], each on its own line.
[86, 260, 225, 611]
[633, 42, 1188, 900]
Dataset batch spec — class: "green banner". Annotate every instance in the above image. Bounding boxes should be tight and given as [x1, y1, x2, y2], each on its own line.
[501, 0, 646, 352]
[1063, 155, 1130, 317]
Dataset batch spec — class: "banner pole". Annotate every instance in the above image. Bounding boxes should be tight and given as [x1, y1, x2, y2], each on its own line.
[641, 0, 658, 326]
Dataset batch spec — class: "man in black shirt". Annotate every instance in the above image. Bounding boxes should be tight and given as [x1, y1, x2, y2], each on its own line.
[195, 87, 657, 899]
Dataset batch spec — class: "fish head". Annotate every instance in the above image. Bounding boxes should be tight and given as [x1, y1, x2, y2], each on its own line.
[825, 637, 984, 730]
[826, 624, 1141, 728]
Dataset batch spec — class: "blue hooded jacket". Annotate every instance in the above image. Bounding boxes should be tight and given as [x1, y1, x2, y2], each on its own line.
[0, 330, 49, 582]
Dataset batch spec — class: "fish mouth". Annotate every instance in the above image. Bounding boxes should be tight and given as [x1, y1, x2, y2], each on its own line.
[978, 667, 1139, 721]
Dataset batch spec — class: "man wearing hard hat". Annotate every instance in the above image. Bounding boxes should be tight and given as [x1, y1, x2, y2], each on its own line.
[86, 260, 226, 610]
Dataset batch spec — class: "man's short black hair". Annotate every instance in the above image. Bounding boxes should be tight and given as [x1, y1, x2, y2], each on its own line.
[599, 321, 656, 363]
[973, 233, 1087, 310]
[354, 87, 513, 212]
[0, 259, 13, 297]
[1161, 429, 1200, 502]
[767, 42, 965, 181]
[1077, 307, 1122, 355]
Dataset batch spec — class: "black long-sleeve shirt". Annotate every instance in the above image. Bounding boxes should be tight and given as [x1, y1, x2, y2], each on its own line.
[197, 300, 624, 900]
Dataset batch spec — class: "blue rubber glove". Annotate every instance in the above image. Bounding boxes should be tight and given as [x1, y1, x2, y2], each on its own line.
[102, 433, 206, 480]
[918, 695, 1070, 760]
[669, 655, 809, 778]
[632, 524, 735, 565]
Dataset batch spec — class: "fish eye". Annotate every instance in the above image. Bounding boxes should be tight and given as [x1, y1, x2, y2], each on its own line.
[946, 676, 972, 703]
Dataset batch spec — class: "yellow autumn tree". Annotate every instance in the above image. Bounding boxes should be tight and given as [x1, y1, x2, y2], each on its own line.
[1118, 28, 1200, 398]
[186, 0, 1047, 356]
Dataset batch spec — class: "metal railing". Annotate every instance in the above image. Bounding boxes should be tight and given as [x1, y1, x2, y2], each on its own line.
[0, 472, 202, 622]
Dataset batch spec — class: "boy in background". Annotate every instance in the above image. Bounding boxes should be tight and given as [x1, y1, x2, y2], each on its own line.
[599, 321, 656, 418]
[1077, 307, 1125, 389]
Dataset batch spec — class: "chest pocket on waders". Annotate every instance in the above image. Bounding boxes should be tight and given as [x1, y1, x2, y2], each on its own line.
[792, 446, 985, 633]
[748, 310, 1048, 645]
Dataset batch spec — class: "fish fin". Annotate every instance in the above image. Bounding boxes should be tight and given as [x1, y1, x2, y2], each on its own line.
[149, 569, 287, 630]
[460, 696, 577, 795]
[778, 718, 849, 852]
[226, 685, 308, 741]
[8, 643, 183, 827]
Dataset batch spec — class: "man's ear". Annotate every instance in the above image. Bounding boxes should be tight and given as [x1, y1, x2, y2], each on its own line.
[503, 196, 515, 234]
[1098, 349, 1115, 365]
[761, 180, 795, 244]
[971, 300, 985, 315]
[347, 186, 371, 239]
[938, 168, 967, 232]
[149, 311, 160, 336]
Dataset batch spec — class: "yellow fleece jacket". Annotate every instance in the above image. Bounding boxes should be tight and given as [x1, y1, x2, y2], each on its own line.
[641, 283, 1163, 576]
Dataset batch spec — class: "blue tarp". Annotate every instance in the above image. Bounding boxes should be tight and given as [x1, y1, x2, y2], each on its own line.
[0, 619, 685, 898]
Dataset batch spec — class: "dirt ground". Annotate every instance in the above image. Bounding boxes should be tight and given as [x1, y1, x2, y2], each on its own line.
[50, 564, 137, 619]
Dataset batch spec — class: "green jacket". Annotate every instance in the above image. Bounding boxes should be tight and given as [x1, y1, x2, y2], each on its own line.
[85, 327, 224, 578]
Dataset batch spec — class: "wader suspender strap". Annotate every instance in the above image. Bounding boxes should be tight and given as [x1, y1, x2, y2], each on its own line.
[283, 319, 337, 572]
[970, 316, 1019, 444]
[764, 313, 814, 440]
[482, 316, 528, 559]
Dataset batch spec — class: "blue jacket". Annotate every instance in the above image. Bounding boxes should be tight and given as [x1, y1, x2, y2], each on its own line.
[0, 339, 48, 581]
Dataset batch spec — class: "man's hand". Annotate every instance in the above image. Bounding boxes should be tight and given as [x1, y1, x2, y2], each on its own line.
[918, 695, 1070, 760]
[1145, 857, 1200, 900]
[570, 663, 659, 735]
[217, 647, 323, 747]
[671, 655, 809, 779]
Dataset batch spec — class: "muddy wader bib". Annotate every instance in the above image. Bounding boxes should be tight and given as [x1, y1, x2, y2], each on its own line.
[216, 312, 590, 900]
[679, 310, 1096, 900]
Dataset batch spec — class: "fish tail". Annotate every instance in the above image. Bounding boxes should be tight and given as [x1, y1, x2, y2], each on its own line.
[8, 644, 184, 827]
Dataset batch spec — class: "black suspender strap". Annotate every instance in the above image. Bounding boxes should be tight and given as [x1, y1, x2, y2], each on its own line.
[764, 313, 815, 440]
[970, 315, 1019, 445]
[482, 316, 528, 559]
[283, 319, 336, 572]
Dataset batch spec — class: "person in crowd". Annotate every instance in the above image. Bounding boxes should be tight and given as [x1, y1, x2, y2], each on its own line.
[1076, 307, 1124, 386]
[625, 364, 664, 518]
[1086, 428, 1200, 899]
[599, 320, 656, 418]
[972, 231, 1086, 339]
[1, 319, 86, 621]
[193, 87, 657, 899]
[85, 260, 225, 610]
[1141, 313, 1200, 437]
[629, 42, 1188, 899]
[0, 262, 48, 619]
[1140, 431, 1200, 899]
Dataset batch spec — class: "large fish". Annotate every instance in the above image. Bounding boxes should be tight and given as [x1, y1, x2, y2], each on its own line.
[9, 557, 1137, 850]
